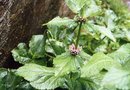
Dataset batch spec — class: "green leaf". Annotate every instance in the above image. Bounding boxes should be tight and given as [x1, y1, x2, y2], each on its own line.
[94, 44, 107, 53]
[29, 35, 46, 59]
[102, 68, 130, 90]
[0, 68, 34, 90]
[81, 53, 121, 77]
[106, 0, 129, 15]
[16, 81, 36, 90]
[94, 25, 116, 42]
[65, 76, 99, 90]
[53, 52, 84, 76]
[104, 10, 117, 30]
[17, 64, 54, 81]
[123, 59, 130, 71]
[11, 43, 31, 64]
[86, 23, 116, 42]
[44, 17, 76, 40]
[81, 1, 102, 18]
[108, 43, 130, 65]
[77, 78, 99, 90]
[30, 75, 65, 90]
[44, 16, 76, 28]
[65, 0, 86, 13]
[17, 64, 65, 89]
[79, 51, 91, 63]
[45, 39, 65, 55]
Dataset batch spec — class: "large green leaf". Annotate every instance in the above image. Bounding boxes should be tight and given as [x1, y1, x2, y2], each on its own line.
[102, 68, 130, 90]
[86, 23, 116, 42]
[44, 17, 77, 40]
[81, 0, 102, 18]
[76, 78, 99, 90]
[108, 43, 130, 65]
[93, 25, 116, 42]
[31, 75, 65, 90]
[0, 68, 35, 90]
[17, 64, 65, 89]
[45, 39, 65, 55]
[123, 59, 130, 71]
[53, 52, 84, 76]
[65, 0, 86, 13]
[12, 42, 46, 65]
[104, 10, 117, 30]
[29, 35, 46, 59]
[81, 53, 121, 77]
[17, 64, 54, 81]
[65, 76, 99, 90]
[44, 16, 76, 28]
[11, 43, 31, 64]
[79, 51, 91, 63]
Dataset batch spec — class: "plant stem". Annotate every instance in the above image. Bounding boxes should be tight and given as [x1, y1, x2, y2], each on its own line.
[72, 24, 79, 32]
[45, 53, 54, 58]
[76, 21, 83, 48]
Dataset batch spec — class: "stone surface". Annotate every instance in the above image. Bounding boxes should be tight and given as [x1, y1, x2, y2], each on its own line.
[0, 0, 72, 68]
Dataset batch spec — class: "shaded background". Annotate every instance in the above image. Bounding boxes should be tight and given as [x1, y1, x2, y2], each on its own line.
[0, 0, 129, 68]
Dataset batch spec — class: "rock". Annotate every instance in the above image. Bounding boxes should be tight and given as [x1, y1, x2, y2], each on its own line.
[0, 0, 73, 68]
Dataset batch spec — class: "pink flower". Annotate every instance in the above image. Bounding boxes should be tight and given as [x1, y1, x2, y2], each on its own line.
[69, 44, 82, 55]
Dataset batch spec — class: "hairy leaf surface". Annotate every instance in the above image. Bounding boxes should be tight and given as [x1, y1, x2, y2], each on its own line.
[11, 43, 31, 64]
[108, 43, 130, 65]
[53, 53, 84, 76]
[102, 68, 130, 90]
[81, 53, 121, 77]
[65, 0, 86, 13]
[17, 64, 65, 89]
[29, 35, 46, 59]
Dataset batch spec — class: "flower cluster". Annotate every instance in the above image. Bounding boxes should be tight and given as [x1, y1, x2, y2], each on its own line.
[69, 44, 82, 55]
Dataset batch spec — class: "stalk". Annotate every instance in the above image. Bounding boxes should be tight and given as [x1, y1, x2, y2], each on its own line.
[76, 21, 83, 48]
